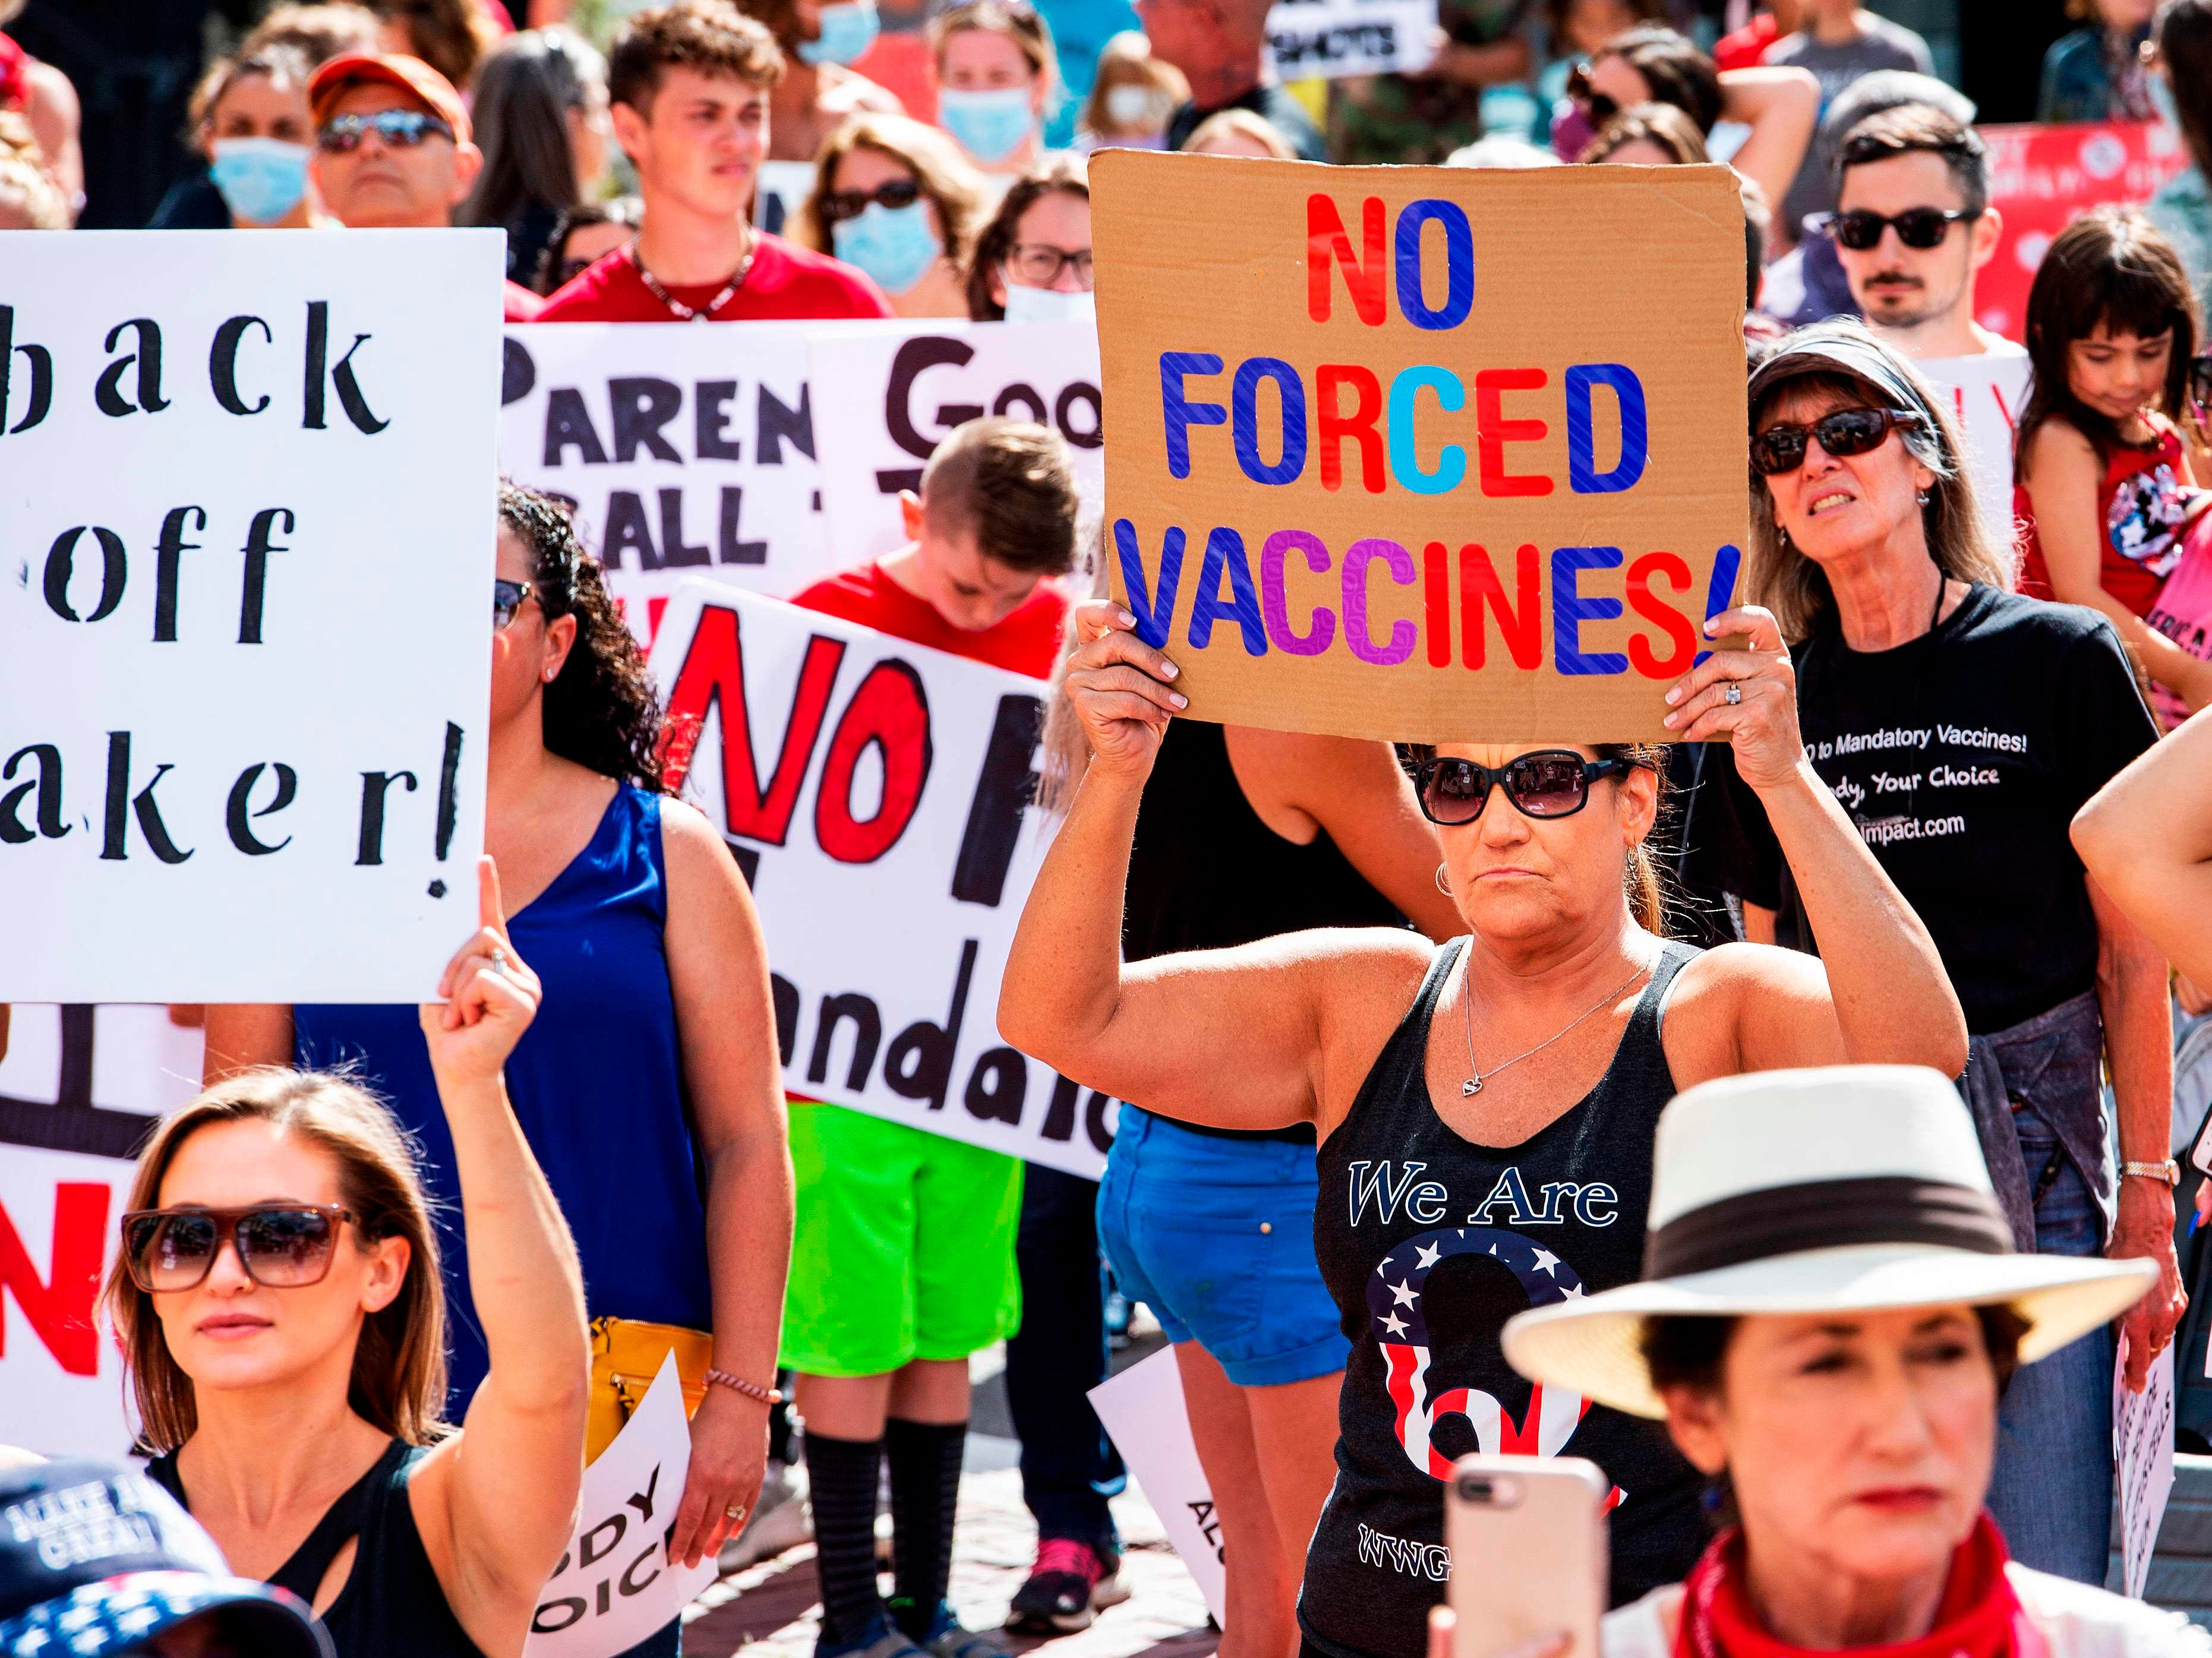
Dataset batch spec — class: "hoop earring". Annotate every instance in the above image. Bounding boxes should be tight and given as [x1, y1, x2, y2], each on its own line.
[1435, 863, 1453, 898]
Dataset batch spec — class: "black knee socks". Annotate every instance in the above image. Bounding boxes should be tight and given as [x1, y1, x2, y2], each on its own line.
[886, 1417, 967, 1638]
[806, 1430, 886, 1647]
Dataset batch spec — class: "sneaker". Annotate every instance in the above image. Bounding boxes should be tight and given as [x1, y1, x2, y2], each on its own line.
[1004, 1538, 1128, 1634]
[719, 1458, 813, 1572]
[892, 1598, 1004, 1658]
[816, 1611, 930, 1658]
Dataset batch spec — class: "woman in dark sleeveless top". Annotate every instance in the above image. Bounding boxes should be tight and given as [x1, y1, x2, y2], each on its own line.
[103, 864, 588, 1657]
[1102, 718, 1460, 1658]
[1003, 597, 1971, 1658]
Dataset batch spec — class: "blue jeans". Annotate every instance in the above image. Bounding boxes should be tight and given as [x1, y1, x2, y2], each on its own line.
[1983, 1109, 2116, 1584]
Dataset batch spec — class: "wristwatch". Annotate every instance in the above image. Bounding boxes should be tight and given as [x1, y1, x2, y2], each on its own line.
[2122, 1158, 2181, 1186]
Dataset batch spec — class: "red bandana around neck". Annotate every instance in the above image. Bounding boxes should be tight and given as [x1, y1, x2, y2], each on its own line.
[1675, 1513, 2037, 1658]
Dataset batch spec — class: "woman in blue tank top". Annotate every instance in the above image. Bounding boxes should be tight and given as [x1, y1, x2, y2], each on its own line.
[207, 484, 793, 1651]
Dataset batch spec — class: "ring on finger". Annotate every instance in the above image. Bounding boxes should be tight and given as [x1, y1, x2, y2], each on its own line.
[1722, 683, 1742, 706]
[487, 947, 513, 981]
[724, 1502, 748, 1523]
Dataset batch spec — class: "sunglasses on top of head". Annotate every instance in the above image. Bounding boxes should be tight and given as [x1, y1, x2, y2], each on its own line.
[317, 109, 455, 153]
[822, 177, 924, 223]
[1564, 62, 1618, 124]
[1811, 206, 1979, 251]
[1750, 406, 1922, 476]
[1413, 750, 1636, 827]
[121, 1205, 356, 1293]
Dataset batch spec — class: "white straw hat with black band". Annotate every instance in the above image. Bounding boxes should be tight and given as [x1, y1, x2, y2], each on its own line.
[1500, 1065, 2157, 1422]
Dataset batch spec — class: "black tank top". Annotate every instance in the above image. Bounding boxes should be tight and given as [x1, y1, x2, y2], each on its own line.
[1301, 938, 1705, 1658]
[147, 1438, 486, 1658]
[1126, 721, 1408, 1141]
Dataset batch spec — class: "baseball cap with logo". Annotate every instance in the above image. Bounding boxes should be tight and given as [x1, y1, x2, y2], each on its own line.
[307, 52, 472, 146]
[0, 1460, 329, 1658]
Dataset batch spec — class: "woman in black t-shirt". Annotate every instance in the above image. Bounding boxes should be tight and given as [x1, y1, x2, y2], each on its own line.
[1699, 320, 2179, 1586]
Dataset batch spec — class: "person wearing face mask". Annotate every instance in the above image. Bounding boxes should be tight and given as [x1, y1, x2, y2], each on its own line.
[964, 156, 1091, 324]
[930, 0, 1057, 181]
[800, 112, 983, 316]
[731, 0, 901, 195]
[187, 43, 326, 229]
[1073, 30, 1185, 151]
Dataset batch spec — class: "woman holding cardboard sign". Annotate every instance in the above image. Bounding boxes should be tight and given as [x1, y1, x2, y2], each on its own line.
[1001, 593, 1966, 1658]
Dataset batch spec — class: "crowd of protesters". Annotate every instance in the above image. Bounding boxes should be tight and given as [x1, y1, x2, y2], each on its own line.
[10, 1, 2212, 1657]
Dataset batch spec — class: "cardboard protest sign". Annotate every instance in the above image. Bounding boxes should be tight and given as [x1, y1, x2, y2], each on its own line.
[527, 1353, 718, 1656]
[1267, 0, 1438, 79]
[0, 1004, 207, 1457]
[1918, 352, 2032, 537]
[1088, 1347, 1226, 1623]
[499, 323, 830, 640]
[810, 320, 1105, 564]
[0, 230, 499, 1002]
[648, 582, 1114, 1179]
[1091, 153, 1749, 744]
[1974, 121, 2190, 340]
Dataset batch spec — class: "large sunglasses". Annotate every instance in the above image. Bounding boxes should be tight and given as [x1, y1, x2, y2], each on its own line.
[494, 577, 535, 630]
[1750, 406, 1922, 476]
[317, 109, 456, 153]
[1564, 62, 1618, 124]
[1812, 206, 1978, 251]
[121, 1205, 356, 1293]
[821, 178, 923, 223]
[1413, 751, 1634, 826]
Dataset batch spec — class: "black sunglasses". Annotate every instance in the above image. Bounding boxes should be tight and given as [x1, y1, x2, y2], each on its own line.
[822, 178, 923, 223]
[121, 1205, 356, 1293]
[1813, 206, 1978, 251]
[494, 577, 535, 630]
[1564, 62, 1618, 124]
[1414, 751, 1634, 826]
[1751, 406, 1922, 476]
[317, 108, 455, 153]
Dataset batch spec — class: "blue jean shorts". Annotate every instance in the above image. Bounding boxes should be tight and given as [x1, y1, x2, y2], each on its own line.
[1096, 1105, 1350, 1387]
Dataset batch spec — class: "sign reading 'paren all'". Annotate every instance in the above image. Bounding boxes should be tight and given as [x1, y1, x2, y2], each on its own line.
[1093, 153, 1751, 743]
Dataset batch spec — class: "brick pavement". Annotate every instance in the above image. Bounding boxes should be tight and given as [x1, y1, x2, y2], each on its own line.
[681, 1456, 1216, 1658]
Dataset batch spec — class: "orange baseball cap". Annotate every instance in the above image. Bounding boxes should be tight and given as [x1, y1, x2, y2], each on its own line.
[308, 53, 472, 146]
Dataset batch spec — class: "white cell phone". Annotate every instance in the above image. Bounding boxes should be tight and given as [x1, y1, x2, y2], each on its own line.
[2190, 1101, 2212, 1179]
[1446, 1455, 1608, 1658]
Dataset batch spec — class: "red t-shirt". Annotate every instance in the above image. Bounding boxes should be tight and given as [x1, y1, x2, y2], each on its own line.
[1713, 12, 1779, 70]
[790, 560, 1069, 680]
[535, 232, 893, 323]
[503, 280, 544, 321]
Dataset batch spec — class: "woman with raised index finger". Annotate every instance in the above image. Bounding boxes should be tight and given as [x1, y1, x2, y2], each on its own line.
[999, 580, 1969, 1658]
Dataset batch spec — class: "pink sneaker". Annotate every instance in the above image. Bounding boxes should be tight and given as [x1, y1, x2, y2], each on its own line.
[1004, 1538, 1129, 1633]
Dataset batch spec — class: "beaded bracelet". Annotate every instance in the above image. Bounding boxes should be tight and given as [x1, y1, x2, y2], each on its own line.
[705, 1368, 784, 1406]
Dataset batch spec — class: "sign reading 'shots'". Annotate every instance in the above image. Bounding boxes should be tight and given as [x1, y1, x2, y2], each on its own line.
[1093, 153, 1751, 743]
[0, 230, 500, 1002]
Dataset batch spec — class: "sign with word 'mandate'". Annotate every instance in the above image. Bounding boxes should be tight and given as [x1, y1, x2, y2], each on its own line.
[0, 230, 499, 1002]
[647, 582, 1113, 1179]
[1093, 153, 1750, 743]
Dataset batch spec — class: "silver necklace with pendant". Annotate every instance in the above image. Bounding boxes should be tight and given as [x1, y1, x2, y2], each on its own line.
[1459, 952, 1652, 1097]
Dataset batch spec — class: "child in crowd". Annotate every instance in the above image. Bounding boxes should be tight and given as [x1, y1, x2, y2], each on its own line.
[2016, 206, 2212, 723]
[929, 0, 1057, 182]
[782, 418, 1081, 1658]
[1072, 30, 1184, 152]
[2039, 0, 2160, 122]
[1182, 106, 1294, 157]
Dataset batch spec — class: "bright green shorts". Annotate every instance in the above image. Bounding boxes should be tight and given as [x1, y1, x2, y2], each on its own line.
[780, 1101, 1024, 1377]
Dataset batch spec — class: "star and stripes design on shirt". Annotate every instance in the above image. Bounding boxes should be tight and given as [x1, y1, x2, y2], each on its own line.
[0, 1571, 315, 1657]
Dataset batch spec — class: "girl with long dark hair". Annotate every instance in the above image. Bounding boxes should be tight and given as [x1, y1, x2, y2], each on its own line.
[207, 481, 794, 1658]
[462, 27, 610, 285]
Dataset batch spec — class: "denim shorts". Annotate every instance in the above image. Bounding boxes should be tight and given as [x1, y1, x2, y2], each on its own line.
[1096, 1105, 1350, 1387]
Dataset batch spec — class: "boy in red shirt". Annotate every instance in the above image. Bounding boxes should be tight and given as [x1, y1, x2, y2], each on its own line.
[537, 1, 891, 323]
[783, 419, 1079, 1658]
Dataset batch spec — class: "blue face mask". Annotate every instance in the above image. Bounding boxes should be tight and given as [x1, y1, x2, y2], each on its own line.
[209, 137, 311, 225]
[800, 1, 880, 65]
[938, 87, 1037, 165]
[832, 197, 944, 295]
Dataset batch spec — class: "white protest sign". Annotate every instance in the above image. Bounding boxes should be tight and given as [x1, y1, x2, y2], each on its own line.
[528, 1353, 717, 1656]
[0, 1003, 207, 1458]
[646, 581, 1113, 1179]
[1088, 1347, 1226, 1624]
[0, 230, 498, 1003]
[1267, 0, 1437, 78]
[1917, 351, 2031, 540]
[754, 160, 820, 238]
[499, 323, 831, 641]
[2115, 1340, 2176, 1600]
[808, 320, 1105, 566]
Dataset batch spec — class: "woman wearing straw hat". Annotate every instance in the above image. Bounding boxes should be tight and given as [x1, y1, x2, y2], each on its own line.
[1500, 1065, 2194, 1658]
[1003, 588, 1971, 1658]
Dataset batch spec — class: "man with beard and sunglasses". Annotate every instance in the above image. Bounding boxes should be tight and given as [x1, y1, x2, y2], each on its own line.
[306, 51, 548, 318]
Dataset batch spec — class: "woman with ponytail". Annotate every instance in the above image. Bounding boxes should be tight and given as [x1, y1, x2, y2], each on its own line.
[1001, 582, 1965, 1658]
[206, 481, 793, 1658]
